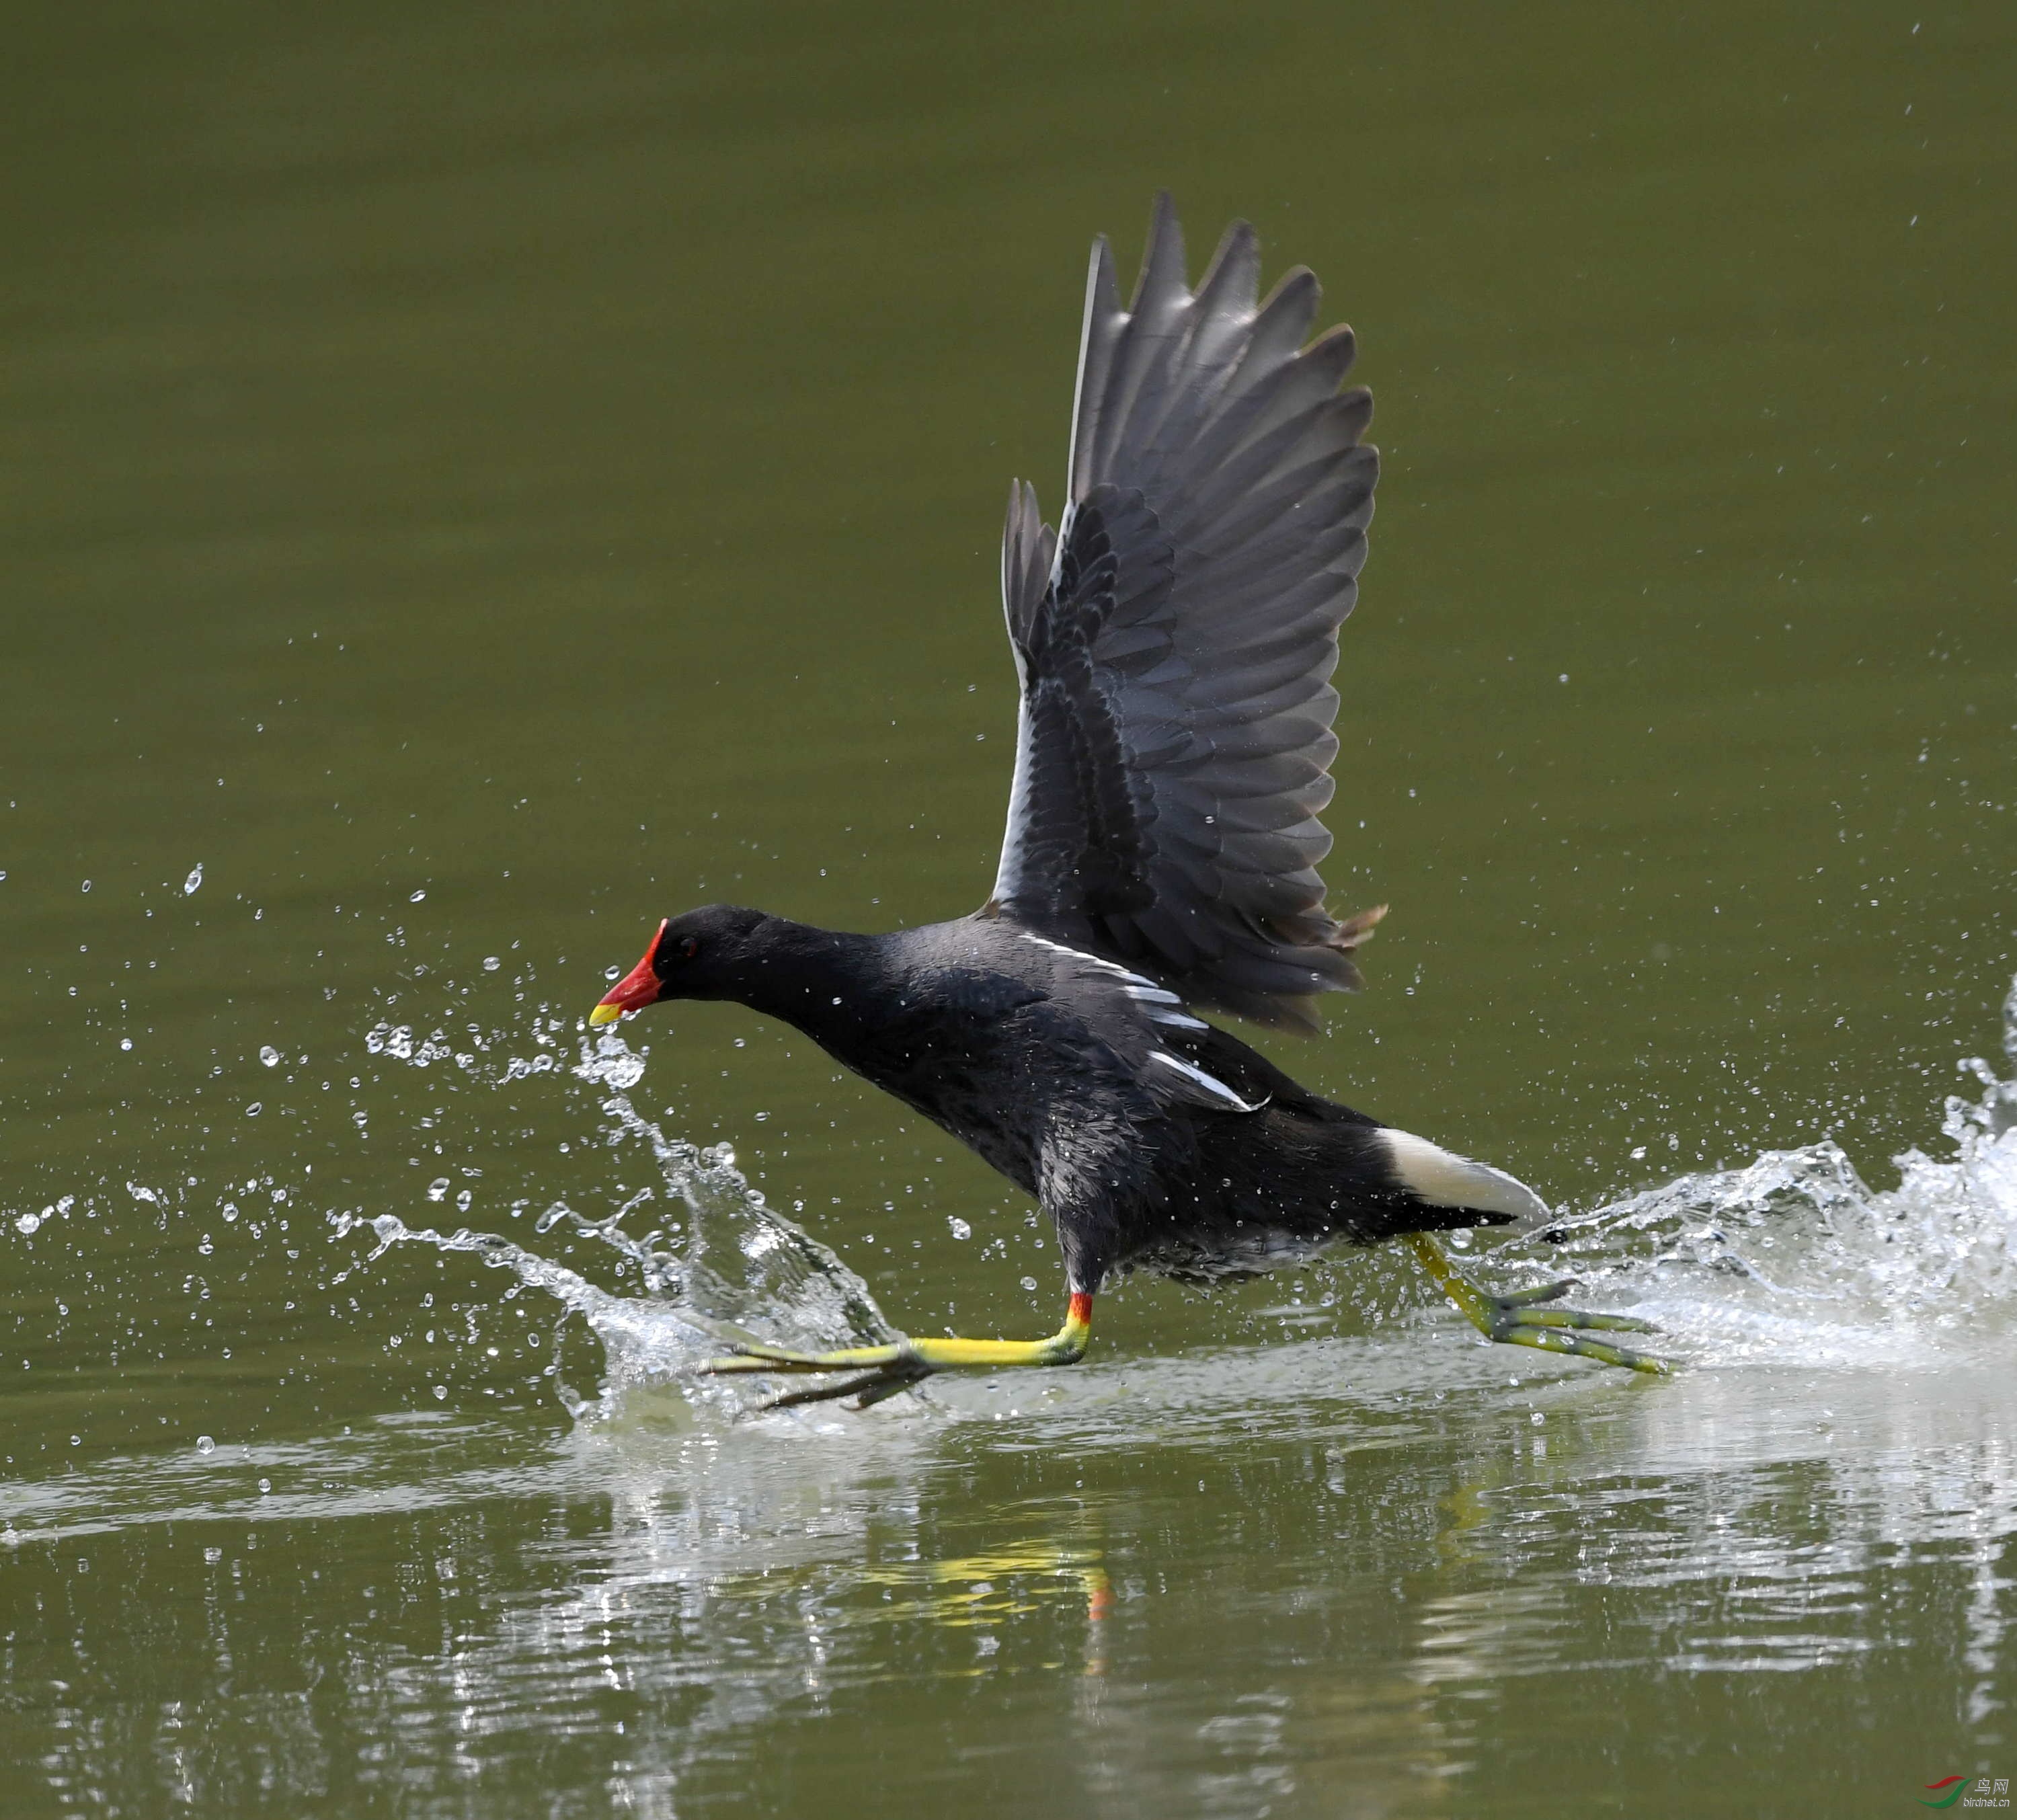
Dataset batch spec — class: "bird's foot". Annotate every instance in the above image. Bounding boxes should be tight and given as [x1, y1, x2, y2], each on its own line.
[1407, 1234, 1670, 1374]
[701, 1339, 942, 1411]
[701, 1294, 1096, 1411]
[1463, 1276, 1668, 1372]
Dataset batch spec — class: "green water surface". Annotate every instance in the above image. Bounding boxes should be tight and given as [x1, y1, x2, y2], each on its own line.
[3, 4, 2014, 1815]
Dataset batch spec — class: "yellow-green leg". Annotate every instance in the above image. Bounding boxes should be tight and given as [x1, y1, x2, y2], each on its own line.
[702, 1292, 1095, 1409]
[1406, 1234, 1669, 1374]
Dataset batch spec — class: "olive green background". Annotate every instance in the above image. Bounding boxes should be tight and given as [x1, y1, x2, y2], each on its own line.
[2, 4, 2012, 1815]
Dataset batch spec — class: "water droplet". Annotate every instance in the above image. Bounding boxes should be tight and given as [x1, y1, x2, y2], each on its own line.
[1020, 1276, 1038, 1292]
[948, 1217, 972, 1240]
[409, 889, 426, 902]
[483, 956, 500, 972]
[427, 1178, 450, 1202]
[259, 1045, 280, 1068]
[244, 1103, 262, 1117]
[432, 1385, 448, 1401]
[80, 879, 91, 893]
[120, 1037, 133, 1052]
[184, 865, 203, 895]
[455, 1189, 472, 1212]
[13, 1211, 42, 1235]
[195, 1435, 215, 1455]
[258, 1478, 271, 1494]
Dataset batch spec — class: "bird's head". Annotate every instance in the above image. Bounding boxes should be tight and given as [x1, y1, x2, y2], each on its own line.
[587, 904, 773, 1024]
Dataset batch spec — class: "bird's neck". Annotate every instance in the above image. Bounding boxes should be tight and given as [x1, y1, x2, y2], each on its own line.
[729, 916, 894, 1041]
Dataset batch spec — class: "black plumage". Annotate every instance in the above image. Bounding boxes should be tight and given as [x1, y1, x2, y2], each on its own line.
[592, 196, 1667, 1392]
[617, 906, 1507, 1298]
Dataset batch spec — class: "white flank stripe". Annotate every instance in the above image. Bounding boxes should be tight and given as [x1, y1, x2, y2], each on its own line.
[1149, 1051, 1265, 1113]
[1017, 929, 1156, 986]
[1019, 933, 1204, 1019]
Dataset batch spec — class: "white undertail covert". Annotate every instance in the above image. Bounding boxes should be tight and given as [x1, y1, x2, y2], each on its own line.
[1380, 1130, 1550, 1227]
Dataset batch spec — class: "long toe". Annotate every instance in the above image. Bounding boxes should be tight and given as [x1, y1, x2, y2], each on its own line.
[1505, 1306, 1656, 1334]
[762, 1359, 936, 1411]
[701, 1349, 832, 1376]
[1497, 1325, 1671, 1374]
[1507, 1304, 1656, 1335]
[693, 1336, 939, 1409]
[1409, 1237, 1669, 1374]
[700, 1339, 908, 1376]
[1485, 1294, 1669, 1373]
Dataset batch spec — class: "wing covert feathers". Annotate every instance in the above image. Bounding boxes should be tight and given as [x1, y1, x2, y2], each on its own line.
[991, 194, 1382, 1029]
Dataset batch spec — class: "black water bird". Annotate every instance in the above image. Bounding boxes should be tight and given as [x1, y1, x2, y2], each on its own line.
[590, 197, 1663, 1404]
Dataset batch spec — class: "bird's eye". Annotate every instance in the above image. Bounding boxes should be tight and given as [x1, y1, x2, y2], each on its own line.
[678, 936, 700, 960]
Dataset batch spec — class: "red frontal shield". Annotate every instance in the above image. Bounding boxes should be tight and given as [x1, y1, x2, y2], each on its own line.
[589, 919, 669, 1025]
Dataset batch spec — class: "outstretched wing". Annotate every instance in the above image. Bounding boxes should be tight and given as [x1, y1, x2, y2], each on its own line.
[988, 194, 1382, 1030]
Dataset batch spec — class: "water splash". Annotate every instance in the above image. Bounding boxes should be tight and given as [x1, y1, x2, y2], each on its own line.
[339, 977, 2017, 1419]
[340, 1024, 900, 1427]
[1493, 975, 2017, 1364]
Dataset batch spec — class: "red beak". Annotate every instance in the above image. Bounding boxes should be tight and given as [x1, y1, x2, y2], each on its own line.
[589, 919, 669, 1026]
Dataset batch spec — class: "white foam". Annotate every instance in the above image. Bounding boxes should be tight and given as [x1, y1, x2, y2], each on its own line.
[1491, 984, 2017, 1365]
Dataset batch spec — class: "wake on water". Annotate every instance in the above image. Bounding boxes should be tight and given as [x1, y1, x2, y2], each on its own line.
[347, 976, 2017, 1425]
[1492, 975, 2017, 1369]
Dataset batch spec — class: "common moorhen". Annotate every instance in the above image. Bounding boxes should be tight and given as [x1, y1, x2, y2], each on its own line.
[590, 196, 1664, 1405]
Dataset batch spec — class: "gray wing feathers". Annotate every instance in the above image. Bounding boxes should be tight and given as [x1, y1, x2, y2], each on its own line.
[1000, 479, 1056, 654]
[992, 195, 1384, 1029]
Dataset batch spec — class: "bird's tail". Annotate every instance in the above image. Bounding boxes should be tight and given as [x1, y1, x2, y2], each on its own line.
[1378, 1127, 1550, 1230]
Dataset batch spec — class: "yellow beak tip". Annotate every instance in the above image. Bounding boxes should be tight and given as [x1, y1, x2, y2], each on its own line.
[587, 1004, 623, 1027]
